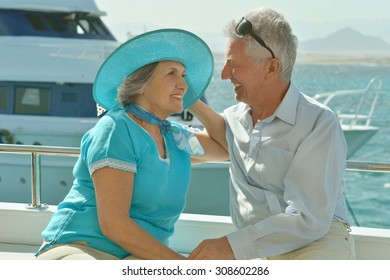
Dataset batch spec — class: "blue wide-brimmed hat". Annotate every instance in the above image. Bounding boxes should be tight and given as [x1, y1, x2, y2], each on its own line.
[93, 28, 214, 110]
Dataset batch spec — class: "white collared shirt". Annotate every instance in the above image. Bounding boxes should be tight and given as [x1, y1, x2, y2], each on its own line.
[224, 83, 349, 259]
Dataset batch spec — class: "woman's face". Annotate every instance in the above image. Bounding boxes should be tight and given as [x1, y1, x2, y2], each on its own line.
[137, 60, 187, 119]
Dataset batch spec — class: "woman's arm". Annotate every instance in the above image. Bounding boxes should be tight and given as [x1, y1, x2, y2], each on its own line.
[190, 100, 228, 151]
[192, 131, 229, 163]
[190, 100, 229, 163]
[93, 167, 185, 259]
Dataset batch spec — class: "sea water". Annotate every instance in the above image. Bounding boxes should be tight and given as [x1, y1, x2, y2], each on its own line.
[203, 59, 390, 229]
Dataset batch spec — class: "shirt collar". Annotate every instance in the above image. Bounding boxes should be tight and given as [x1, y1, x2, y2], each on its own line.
[227, 82, 300, 127]
[273, 82, 299, 126]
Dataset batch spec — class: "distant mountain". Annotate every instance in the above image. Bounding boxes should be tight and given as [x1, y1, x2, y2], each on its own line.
[299, 27, 390, 53]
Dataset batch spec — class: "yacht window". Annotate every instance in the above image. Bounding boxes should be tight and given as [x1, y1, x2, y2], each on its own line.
[0, 10, 114, 39]
[62, 13, 107, 36]
[44, 15, 65, 32]
[90, 18, 110, 36]
[26, 14, 48, 31]
[0, 87, 7, 110]
[62, 92, 78, 102]
[14, 87, 50, 115]
[78, 19, 94, 34]
[76, 25, 86, 35]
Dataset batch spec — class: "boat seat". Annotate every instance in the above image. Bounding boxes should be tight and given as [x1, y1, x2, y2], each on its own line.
[0, 243, 39, 260]
[2, 202, 390, 260]
[0, 203, 235, 260]
[0, 202, 52, 260]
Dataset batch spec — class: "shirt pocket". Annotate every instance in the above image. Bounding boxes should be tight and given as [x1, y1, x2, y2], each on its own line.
[249, 144, 294, 193]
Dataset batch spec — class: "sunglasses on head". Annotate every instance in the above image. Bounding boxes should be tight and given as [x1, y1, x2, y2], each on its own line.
[235, 17, 275, 59]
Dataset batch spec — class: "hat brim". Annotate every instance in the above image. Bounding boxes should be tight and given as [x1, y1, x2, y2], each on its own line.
[93, 29, 214, 110]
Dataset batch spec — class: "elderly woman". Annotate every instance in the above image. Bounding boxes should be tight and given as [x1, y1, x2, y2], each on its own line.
[35, 29, 228, 260]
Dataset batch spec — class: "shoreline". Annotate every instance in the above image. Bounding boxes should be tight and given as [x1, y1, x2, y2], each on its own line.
[295, 52, 390, 65]
[214, 52, 390, 65]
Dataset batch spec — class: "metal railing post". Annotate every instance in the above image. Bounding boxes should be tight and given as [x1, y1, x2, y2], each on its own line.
[28, 152, 45, 209]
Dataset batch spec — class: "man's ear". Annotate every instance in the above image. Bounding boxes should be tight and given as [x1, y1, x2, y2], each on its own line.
[265, 59, 280, 80]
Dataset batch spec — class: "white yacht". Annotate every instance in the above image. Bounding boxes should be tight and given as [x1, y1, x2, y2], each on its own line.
[0, 0, 119, 147]
[0, 0, 119, 202]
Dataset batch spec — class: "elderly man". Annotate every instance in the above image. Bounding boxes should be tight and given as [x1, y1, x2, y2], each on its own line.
[189, 7, 355, 260]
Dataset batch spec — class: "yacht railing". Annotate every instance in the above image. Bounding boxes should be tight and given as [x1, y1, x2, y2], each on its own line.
[0, 144, 79, 208]
[313, 77, 384, 128]
[1, 143, 390, 208]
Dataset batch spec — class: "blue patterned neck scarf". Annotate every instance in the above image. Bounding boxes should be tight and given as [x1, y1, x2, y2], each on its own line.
[125, 103, 204, 155]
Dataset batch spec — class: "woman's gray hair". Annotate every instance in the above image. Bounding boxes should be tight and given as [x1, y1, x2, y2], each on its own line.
[224, 8, 298, 82]
[117, 62, 159, 106]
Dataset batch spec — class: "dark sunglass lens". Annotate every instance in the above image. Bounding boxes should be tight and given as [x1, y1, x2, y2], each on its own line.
[235, 17, 275, 58]
[236, 18, 251, 35]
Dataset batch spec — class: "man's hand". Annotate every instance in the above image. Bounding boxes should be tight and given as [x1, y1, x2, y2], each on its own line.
[188, 236, 235, 260]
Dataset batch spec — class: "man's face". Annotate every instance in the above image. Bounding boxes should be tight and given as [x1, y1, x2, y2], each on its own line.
[221, 39, 266, 105]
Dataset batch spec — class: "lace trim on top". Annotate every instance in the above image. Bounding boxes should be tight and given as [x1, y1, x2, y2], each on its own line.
[89, 158, 137, 175]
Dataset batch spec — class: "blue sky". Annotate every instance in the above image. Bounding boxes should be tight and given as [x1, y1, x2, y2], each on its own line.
[95, 0, 390, 51]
